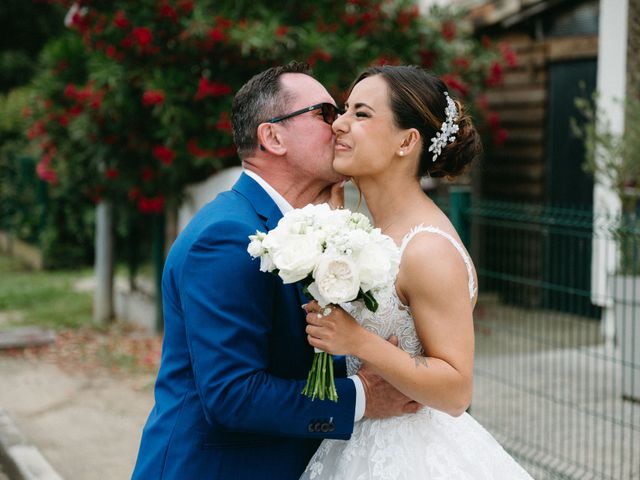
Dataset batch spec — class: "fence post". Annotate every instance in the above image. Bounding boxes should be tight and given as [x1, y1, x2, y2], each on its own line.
[94, 200, 114, 326]
[449, 186, 471, 248]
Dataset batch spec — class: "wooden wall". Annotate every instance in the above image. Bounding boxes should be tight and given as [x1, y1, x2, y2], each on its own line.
[480, 32, 598, 203]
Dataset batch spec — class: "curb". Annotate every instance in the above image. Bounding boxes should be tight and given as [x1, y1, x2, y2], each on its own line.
[0, 409, 63, 480]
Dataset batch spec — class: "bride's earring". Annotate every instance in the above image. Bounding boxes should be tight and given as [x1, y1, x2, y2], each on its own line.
[399, 150, 405, 156]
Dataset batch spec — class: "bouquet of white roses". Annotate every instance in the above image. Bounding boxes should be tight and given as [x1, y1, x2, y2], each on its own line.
[247, 203, 400, 401]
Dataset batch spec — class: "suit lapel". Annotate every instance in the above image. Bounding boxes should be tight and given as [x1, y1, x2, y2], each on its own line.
[232, 173, 283, 231]
[233, 172, 309, 306]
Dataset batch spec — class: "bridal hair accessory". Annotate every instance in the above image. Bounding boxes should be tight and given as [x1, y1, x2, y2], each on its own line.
[427, 91, 459, 162]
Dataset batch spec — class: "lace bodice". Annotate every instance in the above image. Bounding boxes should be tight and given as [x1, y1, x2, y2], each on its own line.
[346, 225, 476, 376]
[302, 227, 535, 480]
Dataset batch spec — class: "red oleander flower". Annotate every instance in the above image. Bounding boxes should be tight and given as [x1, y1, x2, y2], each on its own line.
[36, 155, 58, 185]
[500, 43, 518, 68]
[27, 120, 46, 140]
[153, 145, 176, 165]
[187, 138, 215, 158]
[128, 187, 140, 201]
[138, 195, 165, 214]
[142, 90, 165, 106]
[494, 128, 508, 146]
[207, 27, 226, 43]
[275, 26, 289, 37]
[442, 73, 470, 97]
[106, 45, 117, 59]
[75, 84, 94, 103]
[307, 48, 332, 66]
[142, 166, 155, 182]
[113, 10, 130, 29]
[476, 94, 489, 111]
[58, 114, 69, 127]
[194, 77, 232, 100]
[69, 104, 83, 116]
[132, 27, 153, 47]
[453, 56, 470, 71]
[487, 112, 500, 129]
[216, 145, 237, 158]
[441, 21, 456, 41]
[89, 90, 104, 110]
[121, 37, 134, 49]
[178, 0, 193, 13]
[159, 3, 178, 22]
[105, 168, 119, 179]
[64, 83, 77, 99]
[485, 61, 504, 87]
[419, 49, 436, 68]
[216, 111, 233, 134]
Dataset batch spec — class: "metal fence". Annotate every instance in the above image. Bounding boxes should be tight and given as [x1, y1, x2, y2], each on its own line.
[454, 195, 640, 480]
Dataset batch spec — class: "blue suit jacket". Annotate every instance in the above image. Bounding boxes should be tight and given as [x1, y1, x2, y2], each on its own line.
[132, 173, 356, 479]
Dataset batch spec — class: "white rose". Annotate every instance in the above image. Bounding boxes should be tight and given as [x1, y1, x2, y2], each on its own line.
[348, 212, 373, 232]
[356, 233, 400, 292]
[247, 232, 266, 258]
[309, 254, 360, 306]
[259, 253, 275, 273]
[271, 233, 323, 283]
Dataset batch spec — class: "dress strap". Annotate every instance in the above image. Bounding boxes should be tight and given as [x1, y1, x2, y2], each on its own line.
[399, 224, 476, 300]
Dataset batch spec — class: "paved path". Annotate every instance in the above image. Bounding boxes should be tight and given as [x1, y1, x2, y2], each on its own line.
[0, 356, 155, 480]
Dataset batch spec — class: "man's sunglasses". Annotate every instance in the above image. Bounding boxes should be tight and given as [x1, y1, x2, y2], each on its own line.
[268, 102, 340, 125]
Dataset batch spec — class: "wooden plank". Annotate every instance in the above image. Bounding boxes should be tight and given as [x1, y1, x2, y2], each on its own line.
[0, 327, 56, 350]
[490, 152, 544, 165]
[501, 128, 545, 143]
[482, 182, 545, 200]
[547, 36, 598, 61]
[508, 49, 547, 68]
[496, 107, 546, 124]
[502, 70, 547, 87]
[483, 164, 545, 181]
[486, 88, 546, 106]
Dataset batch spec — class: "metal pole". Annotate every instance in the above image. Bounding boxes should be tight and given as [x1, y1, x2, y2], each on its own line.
[93, 200, 114, 326]
[449, 185, 472, 248]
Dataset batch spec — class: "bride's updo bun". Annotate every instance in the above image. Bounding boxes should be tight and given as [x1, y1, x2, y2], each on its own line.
[350, 65, 482, 178]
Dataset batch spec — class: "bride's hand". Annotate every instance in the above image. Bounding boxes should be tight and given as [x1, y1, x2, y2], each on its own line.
[313, 180, 346, 209]
[303, 301, 367, 356]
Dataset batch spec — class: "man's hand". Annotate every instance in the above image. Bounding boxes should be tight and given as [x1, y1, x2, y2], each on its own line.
[314, 180, 345, 209]
[356, 336, 422, 419]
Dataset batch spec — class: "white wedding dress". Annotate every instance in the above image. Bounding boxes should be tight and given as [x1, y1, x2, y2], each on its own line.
[301, 226, 534, 480]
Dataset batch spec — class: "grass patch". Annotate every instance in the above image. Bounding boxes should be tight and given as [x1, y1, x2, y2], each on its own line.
[0, 254, 93, 329]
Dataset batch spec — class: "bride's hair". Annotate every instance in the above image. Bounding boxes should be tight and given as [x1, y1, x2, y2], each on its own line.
[349, 65, 482, 179]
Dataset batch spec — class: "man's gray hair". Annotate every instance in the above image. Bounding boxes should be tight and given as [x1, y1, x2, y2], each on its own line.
[231, 62, 312, 158]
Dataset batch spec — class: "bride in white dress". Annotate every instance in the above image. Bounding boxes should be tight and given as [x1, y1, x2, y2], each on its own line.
[300, 66, 533, 479]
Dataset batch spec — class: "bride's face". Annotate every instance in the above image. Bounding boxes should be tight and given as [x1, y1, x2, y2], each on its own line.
[332, 75, 407, 179]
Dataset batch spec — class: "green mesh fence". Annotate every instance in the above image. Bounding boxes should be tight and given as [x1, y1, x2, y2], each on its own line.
[454, 196, 640, 479]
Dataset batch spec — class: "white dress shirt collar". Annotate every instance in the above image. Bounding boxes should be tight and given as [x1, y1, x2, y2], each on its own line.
[244, 169, 293, 215]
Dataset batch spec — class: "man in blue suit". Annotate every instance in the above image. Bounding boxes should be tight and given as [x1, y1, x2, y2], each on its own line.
[132, 62, 418, 479]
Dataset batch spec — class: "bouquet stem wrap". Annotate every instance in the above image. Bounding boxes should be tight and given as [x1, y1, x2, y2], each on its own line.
[301, 348, 337, 402]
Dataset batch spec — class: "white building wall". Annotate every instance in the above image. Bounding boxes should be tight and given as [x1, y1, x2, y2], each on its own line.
[593, 0, 628, 338]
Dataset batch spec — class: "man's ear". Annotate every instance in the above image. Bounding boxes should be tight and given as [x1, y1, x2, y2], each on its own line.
[257, 123, 287, 156]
